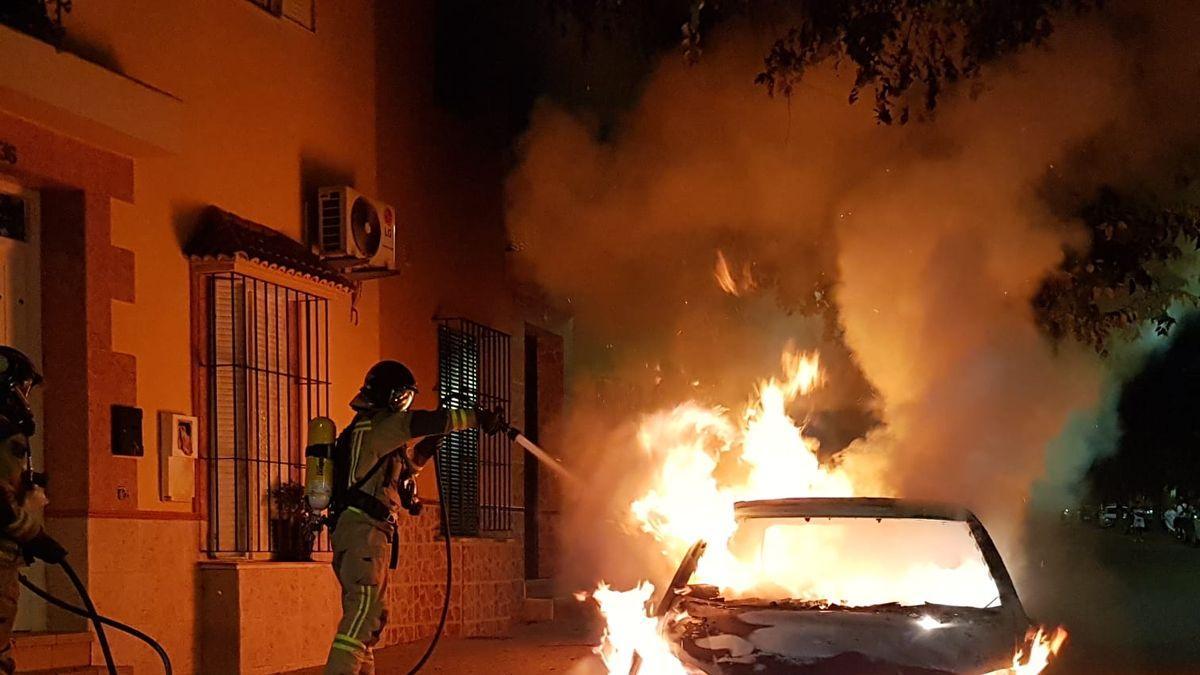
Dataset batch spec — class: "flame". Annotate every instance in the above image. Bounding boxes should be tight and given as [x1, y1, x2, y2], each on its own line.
[714, 250, 739, 295]
[1004, 626, 1070, 675]
[714, 250, 755, 297]
[586, 347, 1070, 673]
[588, 582, 694, 675]
[628, 347, 997, 604]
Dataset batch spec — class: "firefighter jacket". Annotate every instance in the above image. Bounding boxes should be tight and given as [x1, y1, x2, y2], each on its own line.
[0, 427, 42, 556]
[345, 408, 478, 516]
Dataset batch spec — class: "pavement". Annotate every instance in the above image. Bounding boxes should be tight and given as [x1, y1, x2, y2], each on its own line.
[288, 520, 1200, 674]
[285, 614, 605, 675]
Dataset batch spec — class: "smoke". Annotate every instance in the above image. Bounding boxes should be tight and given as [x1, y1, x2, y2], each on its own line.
[507, 1, 1200, 589]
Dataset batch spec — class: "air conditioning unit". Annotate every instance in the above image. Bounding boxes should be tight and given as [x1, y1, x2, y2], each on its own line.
[315, 186, 398, 276]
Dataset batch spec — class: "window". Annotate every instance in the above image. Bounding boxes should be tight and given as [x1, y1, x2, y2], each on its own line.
[203, 272, 330, 555]
[248, 0, 316, 31]
[437, 319, 512, 536]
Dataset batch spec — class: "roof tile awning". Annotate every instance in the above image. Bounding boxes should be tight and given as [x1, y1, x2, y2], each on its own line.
[185, 206, 354, 292]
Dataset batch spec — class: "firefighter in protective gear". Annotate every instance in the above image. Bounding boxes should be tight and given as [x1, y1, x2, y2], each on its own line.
[324, 360, 505, 675]
[0, 347, 49, 675]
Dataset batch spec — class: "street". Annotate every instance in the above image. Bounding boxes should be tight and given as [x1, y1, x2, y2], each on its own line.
[288, 520, 1200, 674]
[1026, 519, 1200, 675]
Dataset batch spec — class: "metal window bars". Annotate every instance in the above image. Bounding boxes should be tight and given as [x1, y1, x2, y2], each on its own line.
[436, 318, 512, 536]
[204, 272, 331, 555]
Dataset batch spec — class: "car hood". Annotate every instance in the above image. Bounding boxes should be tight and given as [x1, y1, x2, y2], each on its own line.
[672, 601, 1024, 675]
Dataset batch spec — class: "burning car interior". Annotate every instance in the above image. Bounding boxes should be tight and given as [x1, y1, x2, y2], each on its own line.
[663, 499, 1041, 675]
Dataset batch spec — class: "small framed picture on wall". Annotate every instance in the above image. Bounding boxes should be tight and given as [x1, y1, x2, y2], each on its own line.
[175, 416, 196, 457]
[159, 412, 198, 502]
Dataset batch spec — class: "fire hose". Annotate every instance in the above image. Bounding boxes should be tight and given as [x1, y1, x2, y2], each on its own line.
[14, 468, 171, 674]
[403, 450, 453, 675]
[403, 425, 573, 674]
[17, 556, 172, 675]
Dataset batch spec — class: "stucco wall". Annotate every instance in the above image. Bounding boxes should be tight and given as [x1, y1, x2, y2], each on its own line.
[89, 518, 201, 675]
[70, 0, 386, 501]
[43, 4, 386, 671]
[198, 560, 340, 675]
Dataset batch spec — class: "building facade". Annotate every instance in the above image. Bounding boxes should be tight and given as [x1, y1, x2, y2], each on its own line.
[0, 2, 567, 672]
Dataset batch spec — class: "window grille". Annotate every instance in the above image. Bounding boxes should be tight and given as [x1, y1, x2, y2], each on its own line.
[203, 272, 330, 555]
[437, 319, 512, 536]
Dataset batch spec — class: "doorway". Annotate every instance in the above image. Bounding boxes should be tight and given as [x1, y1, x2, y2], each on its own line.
[0, 176, 44, 631]
[523, 330, 540, 579]
[522, 325, 565, 582]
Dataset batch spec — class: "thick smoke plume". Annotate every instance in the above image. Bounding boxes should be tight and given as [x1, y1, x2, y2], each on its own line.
[507, 2, 1200, 588]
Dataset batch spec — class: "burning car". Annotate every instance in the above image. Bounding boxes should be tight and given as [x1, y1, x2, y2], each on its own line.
[655, 498, 1048, 675]
[585, 349, 1065, 675]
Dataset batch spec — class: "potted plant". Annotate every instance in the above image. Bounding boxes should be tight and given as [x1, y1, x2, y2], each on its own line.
[268, 481, 315, 562]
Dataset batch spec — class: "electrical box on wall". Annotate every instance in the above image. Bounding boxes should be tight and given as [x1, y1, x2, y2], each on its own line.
[159, 411, 197, 502]
[111, 405, 143, 456]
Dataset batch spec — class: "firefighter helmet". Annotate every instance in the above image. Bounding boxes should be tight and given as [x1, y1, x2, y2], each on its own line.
[354, 360, 418, 412]
[0, 346, 42, 437]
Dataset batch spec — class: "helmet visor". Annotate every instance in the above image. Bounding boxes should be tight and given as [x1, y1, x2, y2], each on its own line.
[389, 388, 416, 412]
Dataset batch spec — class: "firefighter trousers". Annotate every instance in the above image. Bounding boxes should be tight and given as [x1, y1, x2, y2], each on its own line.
[324, 508, 393, 675]
[0, 546, 21, 675]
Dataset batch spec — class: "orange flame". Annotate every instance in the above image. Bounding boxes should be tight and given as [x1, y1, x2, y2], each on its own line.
[588, 582, 692, 675]
[1004, 626, 1069, 674]
[714, 250, 739, 296]
[714, 250, 756, 297]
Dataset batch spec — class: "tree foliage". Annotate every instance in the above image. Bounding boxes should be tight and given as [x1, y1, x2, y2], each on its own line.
[739, 0, 1102, 123]
[1034, 190, 1200, 354]
[551, 0, 1102, 124]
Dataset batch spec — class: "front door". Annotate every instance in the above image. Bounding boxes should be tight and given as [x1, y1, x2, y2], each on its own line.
[0, 176, 44, 631]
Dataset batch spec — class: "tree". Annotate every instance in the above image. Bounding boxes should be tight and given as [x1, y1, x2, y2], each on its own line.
[1034, 189, 1200, 354]
[745, 0, 1103, 123]
[552, 0, 1102, 124]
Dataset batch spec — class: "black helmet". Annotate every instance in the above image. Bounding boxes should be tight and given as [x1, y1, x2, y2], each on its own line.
[354, 360, 418, 412]
[0, 346, 42, 437]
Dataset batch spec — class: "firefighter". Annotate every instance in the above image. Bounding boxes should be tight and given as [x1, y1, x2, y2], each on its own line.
[324, 360, 505, 675]
[0, 347, 49, 675]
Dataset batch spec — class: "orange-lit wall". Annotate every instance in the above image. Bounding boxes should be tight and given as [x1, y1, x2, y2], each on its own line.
[63, 1, 385, 503]
[38, 3, 383, 672]
[1, 1, 570, 672]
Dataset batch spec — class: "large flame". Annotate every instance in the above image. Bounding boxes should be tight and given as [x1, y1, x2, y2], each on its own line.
[587, 348, 1067, 674]
[628, 348, 995, 604]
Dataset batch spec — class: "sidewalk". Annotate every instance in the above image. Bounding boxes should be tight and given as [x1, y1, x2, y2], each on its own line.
[285, 617, 604, 675]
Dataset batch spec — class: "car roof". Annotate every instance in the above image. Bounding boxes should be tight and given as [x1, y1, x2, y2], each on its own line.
[734, 497, 973, 521]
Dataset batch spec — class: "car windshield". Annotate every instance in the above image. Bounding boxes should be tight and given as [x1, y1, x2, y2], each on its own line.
[721, 516, 1002, 609]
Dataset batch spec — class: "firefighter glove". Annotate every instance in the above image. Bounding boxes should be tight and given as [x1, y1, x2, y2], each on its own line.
[477, 408, 507, 436]
[23, 531, 67, 565]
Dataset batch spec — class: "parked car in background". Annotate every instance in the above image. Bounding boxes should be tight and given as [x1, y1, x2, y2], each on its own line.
[1099, 504, 1119, 528]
